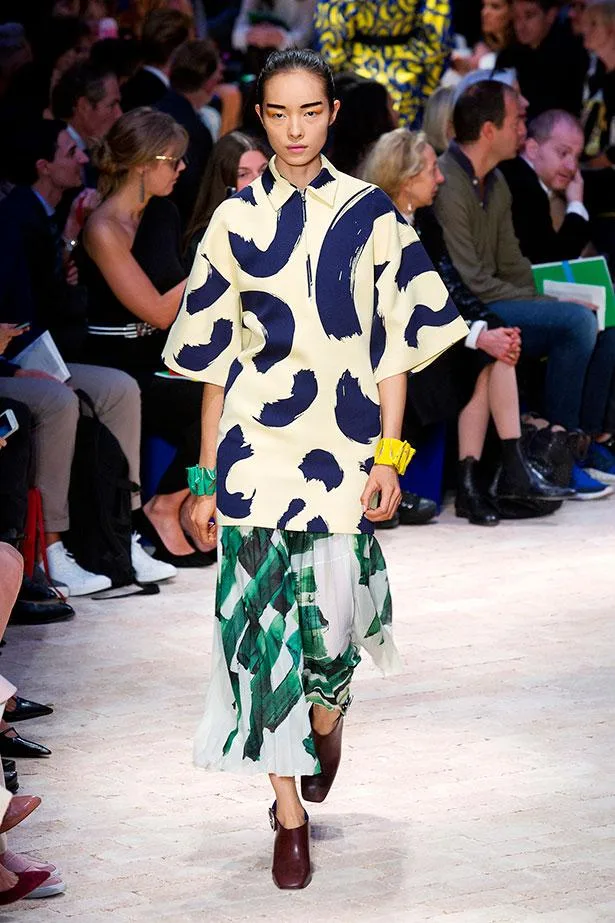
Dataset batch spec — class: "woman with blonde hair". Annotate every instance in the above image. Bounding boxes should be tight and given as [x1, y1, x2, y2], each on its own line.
[421, 85, 454, 155]
[81, 108, 215, 565]
[364, 129, 570, 524]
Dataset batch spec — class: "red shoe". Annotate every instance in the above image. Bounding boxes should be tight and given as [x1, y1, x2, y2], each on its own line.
[0, 870, 51, 905]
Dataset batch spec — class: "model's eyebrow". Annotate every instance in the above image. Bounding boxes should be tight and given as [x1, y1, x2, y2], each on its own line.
[265, 101, 324, 110]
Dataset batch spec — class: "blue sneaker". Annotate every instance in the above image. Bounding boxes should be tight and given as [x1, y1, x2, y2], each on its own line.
[569, 464, 614, 500]
[582, 443, 615, 484]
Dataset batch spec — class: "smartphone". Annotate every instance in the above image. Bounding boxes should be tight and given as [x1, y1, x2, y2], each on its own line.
[369, 491, 380, 510]
[14, 322, 30, 331]
[0, 408, 19, 439]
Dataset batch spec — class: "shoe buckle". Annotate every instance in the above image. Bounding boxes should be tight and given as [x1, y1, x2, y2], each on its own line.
[268, 807, 277, 831]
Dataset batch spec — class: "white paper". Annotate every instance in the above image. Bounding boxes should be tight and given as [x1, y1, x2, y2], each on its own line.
[543, 280, 607, 331]
[14, 331, 71, 382]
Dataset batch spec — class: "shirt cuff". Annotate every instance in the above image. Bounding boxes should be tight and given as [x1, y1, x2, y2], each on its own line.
[465, 320, 487, 350]
[566, 200, 589, 222]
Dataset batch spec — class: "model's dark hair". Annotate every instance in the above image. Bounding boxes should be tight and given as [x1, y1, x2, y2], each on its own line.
[256, 49, 336, 109]
[329, 78, 396, 176]
[184, 131, 267, 253]
[453, 79, 515, 143]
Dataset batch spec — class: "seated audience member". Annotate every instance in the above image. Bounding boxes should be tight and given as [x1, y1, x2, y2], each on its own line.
[51, 60, 123, 188]
[121, 8, 191, 111]
[501, 108, 615, 480]
[81, 108, 214, 566]
[580, 0, 615, 256]
[89, 37, 143, 88]
[449, 0, 514, 79]
[453, 67, 530, 149]
[156, 39, 220, 228]
[184, 130, 268, 264]
[0, 119, 175, 592]
[497, 0, 588, 118]
[434, 82, 610, 457]
[422, 86, 455, 155]
[364, 129, 571, 524]
[315, 0, 452, 129]
[500, 109, 591, 263]
[232, 0, 317, 63]
[328, 77, 397, 177]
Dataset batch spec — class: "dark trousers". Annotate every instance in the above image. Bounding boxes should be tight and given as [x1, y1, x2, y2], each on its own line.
[0, 398, 31, 539]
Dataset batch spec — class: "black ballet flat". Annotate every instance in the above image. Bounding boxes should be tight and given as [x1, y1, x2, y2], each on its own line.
[133, 510, 215, 569]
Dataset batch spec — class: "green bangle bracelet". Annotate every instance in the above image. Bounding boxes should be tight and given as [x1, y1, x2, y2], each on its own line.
[186, 465, 217, 496]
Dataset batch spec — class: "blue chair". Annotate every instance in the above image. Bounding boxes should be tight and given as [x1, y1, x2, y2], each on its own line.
[400, 423, 447, 510]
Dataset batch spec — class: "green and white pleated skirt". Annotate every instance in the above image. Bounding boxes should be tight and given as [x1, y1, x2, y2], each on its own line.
[194, 526, 402, 777]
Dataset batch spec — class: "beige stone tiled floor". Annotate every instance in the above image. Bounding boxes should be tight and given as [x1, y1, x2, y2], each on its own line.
[3, 497, 615, 922]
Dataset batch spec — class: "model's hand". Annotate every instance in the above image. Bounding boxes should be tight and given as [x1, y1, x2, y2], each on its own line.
[566, 169, 584, 204]
[0, 437, 6, 450]
[477, 327, 521, 366]
[190, 494, 217, 546]
[361, 464, 401, 522]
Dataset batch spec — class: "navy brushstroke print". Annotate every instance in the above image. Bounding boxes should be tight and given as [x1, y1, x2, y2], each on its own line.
[185, 260, 230, 315]
[315, 188, 392, 340]
[405, 296, 459, 349]
[299, 450, 344, 491]
[306, 516, 329, 532]
[229, 192, 303, 277]
[311, 167, 335, 190]
[255, 370, 318, 427]
[277, 498, 306, 529]
[235, 185, 257, 206]
[395, 240, 434, 292]
[174, 318, 233, 371]
[240, 290, 295, 374]
[217, 424, 255, 519]
[335, 371, 381, 443]
[224, 357, 242, 395]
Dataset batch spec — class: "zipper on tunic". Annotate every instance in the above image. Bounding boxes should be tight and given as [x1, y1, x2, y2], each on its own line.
[301, 190, 313, 297]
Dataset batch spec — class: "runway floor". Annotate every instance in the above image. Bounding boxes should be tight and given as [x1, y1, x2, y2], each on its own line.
[3, 497, 614, 922]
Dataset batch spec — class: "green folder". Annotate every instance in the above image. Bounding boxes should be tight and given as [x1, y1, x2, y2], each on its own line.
[532, 256, 615, 327]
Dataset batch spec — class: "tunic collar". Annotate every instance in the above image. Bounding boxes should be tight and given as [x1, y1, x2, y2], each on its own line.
[262, 154, 338, 210]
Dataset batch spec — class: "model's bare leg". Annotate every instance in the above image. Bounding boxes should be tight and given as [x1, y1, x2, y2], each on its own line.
[268, 775, 305, 828]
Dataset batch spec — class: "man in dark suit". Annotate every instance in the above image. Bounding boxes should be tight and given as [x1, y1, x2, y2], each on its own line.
[155, 39, 220, 229]
[121, 8, 192, 111]
[499, 108, 591, 264]
[51, 60, 122, 190]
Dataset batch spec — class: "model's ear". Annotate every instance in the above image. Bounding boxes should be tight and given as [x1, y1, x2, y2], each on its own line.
[328, 98, 340, 127]
[255, 103, 264, 127]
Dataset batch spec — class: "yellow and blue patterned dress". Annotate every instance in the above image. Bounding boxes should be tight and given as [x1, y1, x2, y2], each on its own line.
[315, 0, 452, 129]
[163, 155, 466, 775]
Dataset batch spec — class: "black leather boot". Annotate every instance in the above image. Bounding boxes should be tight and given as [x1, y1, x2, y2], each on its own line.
[455, 458, 499, 526]
[495, 439, 575, 501]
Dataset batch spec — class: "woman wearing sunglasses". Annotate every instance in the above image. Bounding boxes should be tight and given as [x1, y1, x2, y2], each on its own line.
[81, 107, 216, 566]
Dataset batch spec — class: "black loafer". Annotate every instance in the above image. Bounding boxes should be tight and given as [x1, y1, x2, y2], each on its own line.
[2, 758, 15, 773]
[4, 697, 54, 723]
[398, 492, 438, 525]
[0, 729, 51, 758]
[10, 600, 75, 625]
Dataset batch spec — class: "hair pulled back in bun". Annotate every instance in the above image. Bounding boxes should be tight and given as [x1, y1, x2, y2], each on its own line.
[94, 106, 188, 199]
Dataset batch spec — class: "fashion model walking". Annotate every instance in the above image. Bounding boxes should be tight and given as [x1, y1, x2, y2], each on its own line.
[163, 49, 467, 889]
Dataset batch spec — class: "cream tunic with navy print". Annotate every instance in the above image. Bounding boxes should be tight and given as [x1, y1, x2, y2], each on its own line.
[163, 155, 468, 535]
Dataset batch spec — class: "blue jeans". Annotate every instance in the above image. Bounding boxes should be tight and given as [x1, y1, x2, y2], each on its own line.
[582, 326, 615, 434]
[490, 299, 598, 429]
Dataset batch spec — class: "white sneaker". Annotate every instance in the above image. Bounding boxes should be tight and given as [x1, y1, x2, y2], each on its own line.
[24, 874, 66, 899]
[46, 541, 111, 597]
[131, 533, 177, 584]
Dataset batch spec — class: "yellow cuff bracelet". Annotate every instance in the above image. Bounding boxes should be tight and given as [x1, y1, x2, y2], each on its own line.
[374, 438, 415, 475]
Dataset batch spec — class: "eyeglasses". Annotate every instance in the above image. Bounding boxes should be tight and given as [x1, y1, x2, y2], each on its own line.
[154, 154, 186, 170]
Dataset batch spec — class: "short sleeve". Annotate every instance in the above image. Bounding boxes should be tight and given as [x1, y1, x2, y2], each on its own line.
[372, 208, 468, 384]
[162, 208, 242, 386]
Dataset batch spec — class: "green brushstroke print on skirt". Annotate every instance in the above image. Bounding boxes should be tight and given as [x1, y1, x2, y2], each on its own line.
[194, 527, 402, 777]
